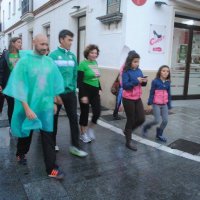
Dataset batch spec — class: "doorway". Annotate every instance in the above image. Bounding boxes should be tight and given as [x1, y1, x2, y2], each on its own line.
[77, 16, 86, 63]
[171, 16, 200, 99]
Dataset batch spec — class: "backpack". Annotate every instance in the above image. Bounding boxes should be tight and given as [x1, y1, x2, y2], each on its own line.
[111, 74, 120, 96]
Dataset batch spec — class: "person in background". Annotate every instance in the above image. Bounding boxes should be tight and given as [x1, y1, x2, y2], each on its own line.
[143, 65, 171, 142]
[112, 64, 125, 120]
[0, 92, 4, 116]
[49, 29, 88, 157]
[122, 50, 147, 151]
[0, 37, 22, 125]
[78, 44, 101, 143]
[3, 34, 65, 179]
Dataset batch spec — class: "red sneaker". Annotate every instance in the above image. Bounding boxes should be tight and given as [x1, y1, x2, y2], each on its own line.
[48, 169, 64, 180]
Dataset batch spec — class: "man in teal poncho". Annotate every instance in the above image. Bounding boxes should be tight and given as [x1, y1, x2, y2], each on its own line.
[3, 34, 65, 179]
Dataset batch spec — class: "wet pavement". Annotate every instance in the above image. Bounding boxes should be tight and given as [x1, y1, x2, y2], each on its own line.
[0, 100, 200, 200]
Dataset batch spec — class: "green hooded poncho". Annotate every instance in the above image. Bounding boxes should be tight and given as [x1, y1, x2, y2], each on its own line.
[3, 52, 64, 137]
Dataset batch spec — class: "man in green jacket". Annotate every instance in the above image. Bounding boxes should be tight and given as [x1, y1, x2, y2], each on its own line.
[49, 29, 87, 157]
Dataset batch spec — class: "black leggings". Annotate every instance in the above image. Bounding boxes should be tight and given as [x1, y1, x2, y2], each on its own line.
[79, 85, 101, 126]
[123, 98, 145, 131]
[5, 95, 14, 125]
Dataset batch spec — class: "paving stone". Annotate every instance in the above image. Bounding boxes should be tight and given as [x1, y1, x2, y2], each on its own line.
[23, 179, 70, 200]
[0, 100, 200, 199]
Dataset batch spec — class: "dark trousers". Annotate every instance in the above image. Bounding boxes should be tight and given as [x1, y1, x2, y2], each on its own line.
[16, 130, 56, 174]
[53, 92, 80, 148]
[79, 89, 101, 126]
[123, 98, 145, 131]
[4, 95, 14, 125]
[0, 93, 4, 113]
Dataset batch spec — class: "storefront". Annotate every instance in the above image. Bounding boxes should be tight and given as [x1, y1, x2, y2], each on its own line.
[171, 16, 200, 99]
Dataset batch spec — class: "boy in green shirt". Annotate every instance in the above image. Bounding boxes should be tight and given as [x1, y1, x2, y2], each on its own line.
[49, 30, 87, 157]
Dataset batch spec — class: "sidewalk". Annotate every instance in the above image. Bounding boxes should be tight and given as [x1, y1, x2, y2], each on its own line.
[0, 100, 200, 200]
[99, 100, 200, 156]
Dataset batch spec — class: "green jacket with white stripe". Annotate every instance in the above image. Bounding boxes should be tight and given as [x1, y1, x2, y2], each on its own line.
[49, 47, 78, 94]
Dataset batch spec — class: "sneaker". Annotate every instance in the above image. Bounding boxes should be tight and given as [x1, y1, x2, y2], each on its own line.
[113, 115, 121, 120]
[69, 146, 88, 157]
[142, 126, 148, 137]
[9, 127, 12, 136]
[80, 133, 91, 143]
[16, 155, 27, 165]
[55, 145, 59, 152]
[156, 135, 167, 142]
[48, 168, 64, 180]
[87, 128, 95, 140]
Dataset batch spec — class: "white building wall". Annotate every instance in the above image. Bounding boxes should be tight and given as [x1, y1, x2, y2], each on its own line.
[33, 0, 49, 10]
[125, 0, 174, 70]
[1, 0, 22, 31]
[1, 0, 200, 67]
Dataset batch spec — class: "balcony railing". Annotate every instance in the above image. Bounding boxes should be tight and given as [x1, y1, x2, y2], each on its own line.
[22, 0, 33, 16]
[21, 0, 34, 22]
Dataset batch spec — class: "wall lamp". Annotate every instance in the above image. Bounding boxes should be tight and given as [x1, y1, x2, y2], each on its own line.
[155, 1, 167, 6]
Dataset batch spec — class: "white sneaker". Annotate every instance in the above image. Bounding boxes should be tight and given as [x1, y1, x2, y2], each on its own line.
[55, 145, 59, 152]
[87, 128, 95, 141]
[69, 146, 88, 157]
[80, 133, 91, 143]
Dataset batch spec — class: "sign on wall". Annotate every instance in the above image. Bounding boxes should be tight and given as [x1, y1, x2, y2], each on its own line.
[149, 24, 166, 54]
[131, 0, 147, 6]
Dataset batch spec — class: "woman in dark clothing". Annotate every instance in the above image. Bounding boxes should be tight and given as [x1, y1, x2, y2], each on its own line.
[0, 37, 22, 124]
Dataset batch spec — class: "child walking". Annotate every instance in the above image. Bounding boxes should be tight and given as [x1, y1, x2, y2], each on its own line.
[143, 65, 172, 142]
[122, 51, 147, 151]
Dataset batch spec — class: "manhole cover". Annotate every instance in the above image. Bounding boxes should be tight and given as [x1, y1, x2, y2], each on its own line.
[0, 119, 9, 128]
[168, 139, 200, 155]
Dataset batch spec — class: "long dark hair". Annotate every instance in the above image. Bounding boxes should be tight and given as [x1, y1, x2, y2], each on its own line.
[123, 50, 140, 71]
[8, 37, 21, 53]
[156, 65, 171, 80]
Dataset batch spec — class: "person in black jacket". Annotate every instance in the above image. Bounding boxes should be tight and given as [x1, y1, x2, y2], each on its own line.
[0, 37, 22, 124]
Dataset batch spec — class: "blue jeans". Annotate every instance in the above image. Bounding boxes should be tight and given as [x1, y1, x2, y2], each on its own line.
[144, 104, 168, 131]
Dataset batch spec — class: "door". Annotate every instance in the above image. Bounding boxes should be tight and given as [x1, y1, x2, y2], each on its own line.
[77, 16, 86, 63]
[188, 30, 200, 95]
[171, 17, 200, 99]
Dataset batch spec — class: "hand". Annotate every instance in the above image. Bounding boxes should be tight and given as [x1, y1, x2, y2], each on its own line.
[56, 96, 63, 105]
[81, 96, 89, 104]
[99, 90, 102, 95]
[137, 77, 143, 83]
[141, 77, 148, 82]
[25, 107, 36, 119]
[54, 104, 57, 114]
[146, 105, 152, 113]
[0, 86, 2, 92]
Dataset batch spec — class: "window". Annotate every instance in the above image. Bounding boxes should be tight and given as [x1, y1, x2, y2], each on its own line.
[8, 33, 12, 44]
[18, 34, 22, 40]
[3, 10, 5, 31]
[8, 2, 11, 19]
[29, 30, 33, 49]
[13, 0, 16, 15]
[44, 25, 50, 46]
[107, 0, 121, 14]
[18, 0, 21, 10]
